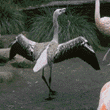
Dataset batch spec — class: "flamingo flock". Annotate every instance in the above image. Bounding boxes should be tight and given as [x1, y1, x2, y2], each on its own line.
[8, 0, 110, 108]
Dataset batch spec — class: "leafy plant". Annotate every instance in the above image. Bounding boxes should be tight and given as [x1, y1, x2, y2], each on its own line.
[28, 8, 103, 51]
[0, 40, 4, 48]
[0, 56, 9, 66]
[0, 1, 24, 35]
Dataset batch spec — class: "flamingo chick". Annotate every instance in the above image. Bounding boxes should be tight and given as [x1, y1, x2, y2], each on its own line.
[33, 8, 66, 100]
[9, 8, 100, 100]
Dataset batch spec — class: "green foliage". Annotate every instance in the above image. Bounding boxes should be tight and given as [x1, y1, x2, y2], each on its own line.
[0, 1, 24, 35]
[0, 56, 9, 63]
[0, 40, 4, 48]
[28, 8, 54, 42]
[0, 56, 9, 66]
[0, 1, 104, 51]
[11, 61, 34, 68]
[28, 8, 103, 51]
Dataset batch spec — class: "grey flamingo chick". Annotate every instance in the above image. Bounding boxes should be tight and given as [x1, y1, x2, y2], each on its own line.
[9, 8, 100, 100]
[33, 8, 66, 100]
[33, 36, 100, 100]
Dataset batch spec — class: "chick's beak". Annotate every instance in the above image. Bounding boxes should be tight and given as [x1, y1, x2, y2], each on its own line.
[61, 8, 66, 13]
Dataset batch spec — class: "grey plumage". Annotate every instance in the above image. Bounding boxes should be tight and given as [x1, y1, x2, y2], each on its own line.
[47, 40, 58, 66]
[54, 36, 89, 62]
[55, 36, 87, 58]
[9, 8, 100, 100]
[54, 36, 100, 70]
[9, 33, 50, 61]
[9, 35, 100, 100]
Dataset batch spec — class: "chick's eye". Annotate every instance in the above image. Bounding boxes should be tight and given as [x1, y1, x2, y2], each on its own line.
[86, 42, 90, 46]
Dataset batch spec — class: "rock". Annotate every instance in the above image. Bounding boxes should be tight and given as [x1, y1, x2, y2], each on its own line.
[0, 48, 34, 68]
[0, 48, 10, 58]
[0, 72, 14, 83]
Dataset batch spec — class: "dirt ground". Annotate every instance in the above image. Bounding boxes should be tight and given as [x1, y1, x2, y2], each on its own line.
[0, 34, 110, 109]
[0, 44, 110, 110]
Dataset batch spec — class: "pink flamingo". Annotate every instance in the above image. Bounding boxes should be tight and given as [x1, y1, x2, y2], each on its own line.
[97, 81, 110, 110]
[95, 0, 110, 63]
[95, 0, 110, 36]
